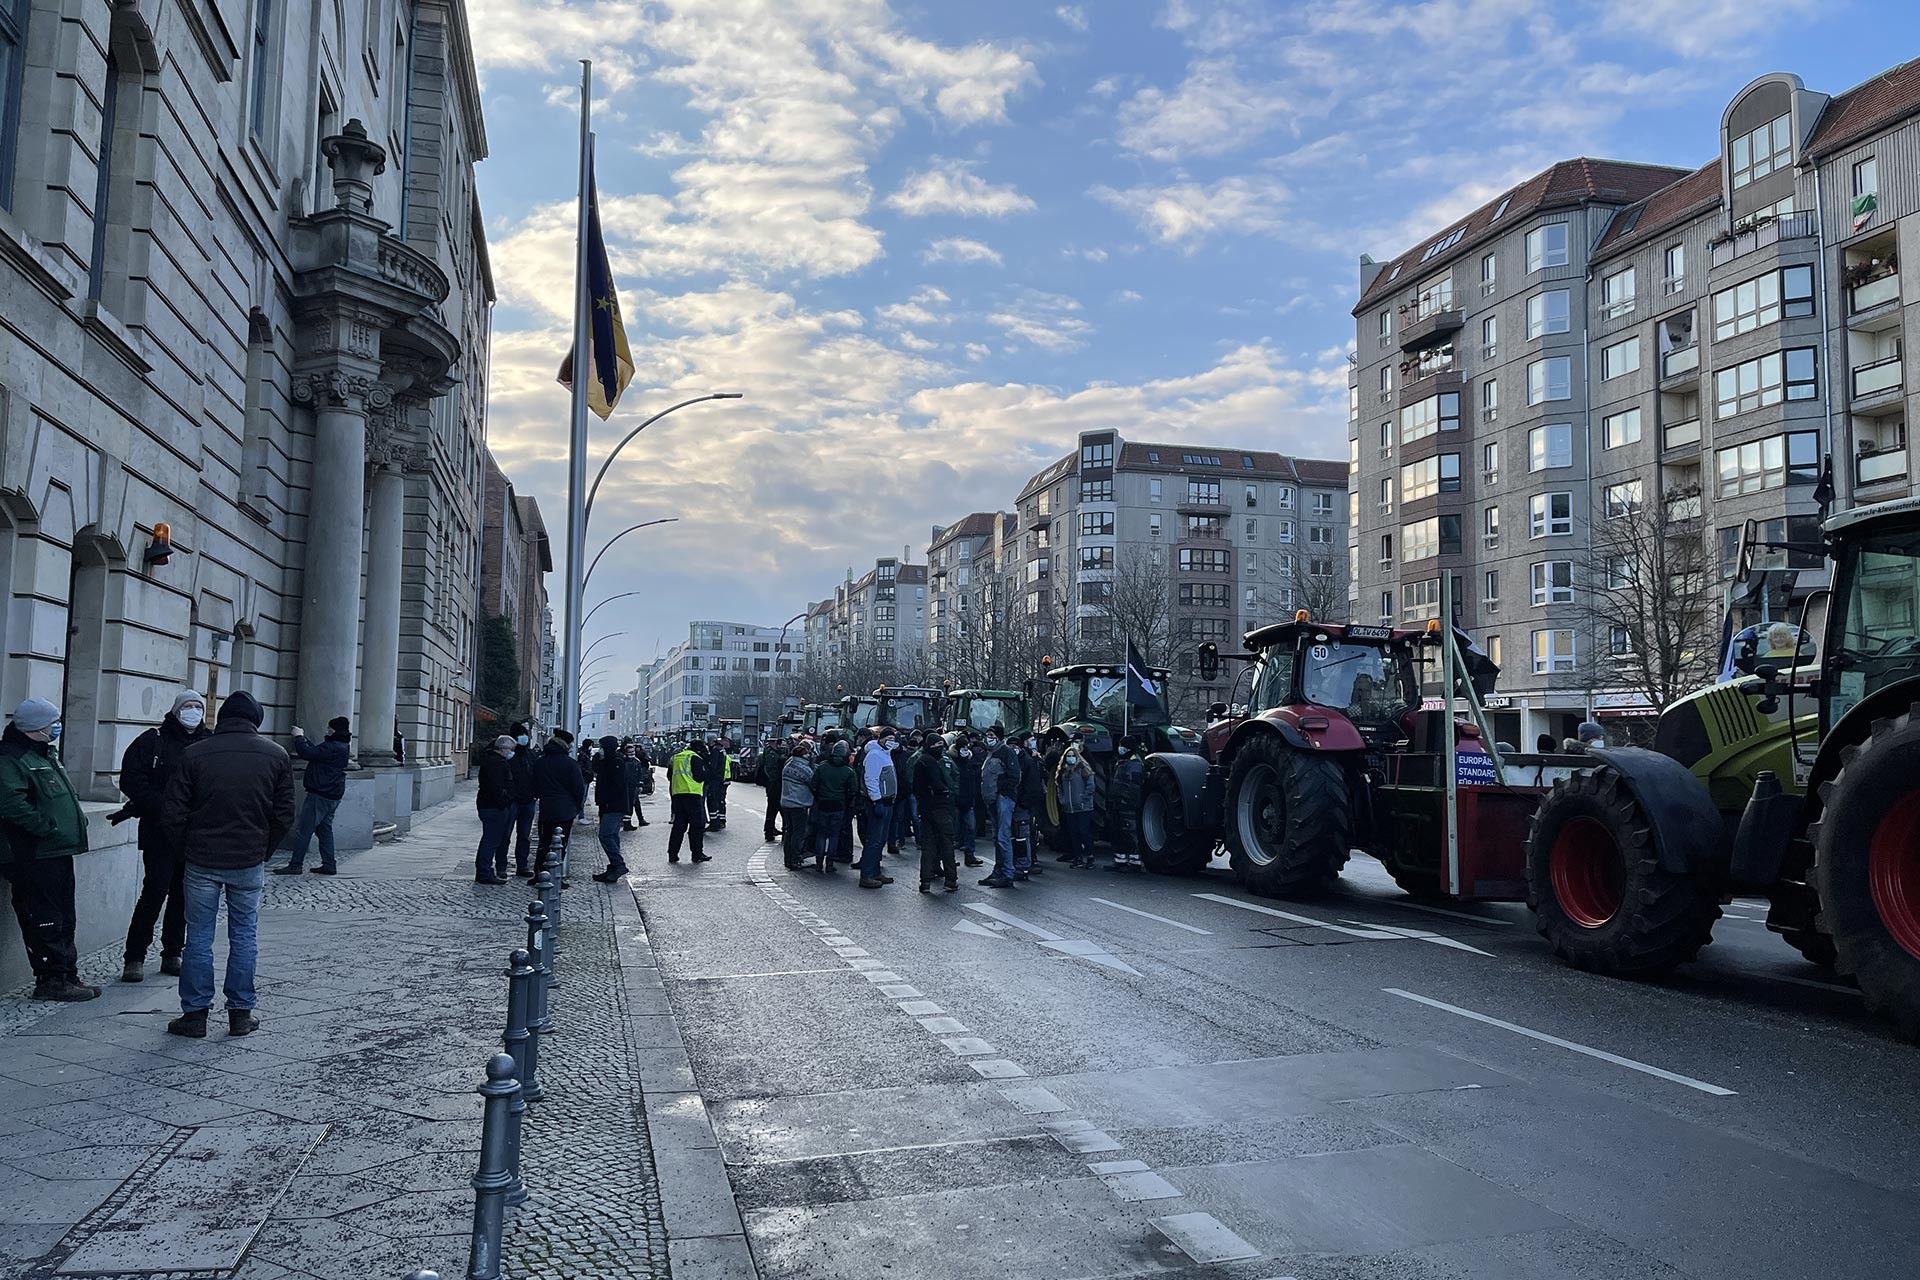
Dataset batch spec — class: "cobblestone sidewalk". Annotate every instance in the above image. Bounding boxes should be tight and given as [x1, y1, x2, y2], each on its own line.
[0, 793, 667, 1280]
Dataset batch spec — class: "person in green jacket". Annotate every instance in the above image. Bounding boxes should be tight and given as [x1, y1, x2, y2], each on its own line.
[807, 741, 858, 873]
[0, 697, 97, 1001]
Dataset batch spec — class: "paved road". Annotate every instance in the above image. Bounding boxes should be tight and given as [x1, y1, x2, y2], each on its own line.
[629, 795, 1919, 1280]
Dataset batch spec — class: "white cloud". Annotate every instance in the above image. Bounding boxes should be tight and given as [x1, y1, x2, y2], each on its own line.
[1055, 5, 1089, 31]
[1090, 176, 1288, 247]
[1116, 58, 1294, 161]
[886, 159, 1036, 217]
[1114, 289, 1143, 303]
[876, 286, 953, 328]
[922, 236, 1004, 266]
[856, 30, 1040, 125]
[1089, 74, 1125, 99]
[965, 343, 992, 361]
[1612, 0, 1817, 58]
[987, 291, 1092, 353]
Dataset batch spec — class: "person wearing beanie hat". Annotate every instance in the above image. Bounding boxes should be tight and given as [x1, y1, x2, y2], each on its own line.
[0, 696, 96, 1001]
[531, 728, 588, 876]
[275, 715, 351, 875]
[473, 734, 518, 885]
[160, 688, 293, 1037]
[505, 722, 539, 875]
[115, 689, 213, 982]
[590, 734, 633, 883]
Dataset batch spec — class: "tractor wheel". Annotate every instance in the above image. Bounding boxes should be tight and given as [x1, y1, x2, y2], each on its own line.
[1808, 705, 1920, 1040]
[1778, 928, 1838, 969]
[1382, 861, 1448, 900]
[1223, 735, 1350, 898]
[1137, 763, 1214, 876]
[1525, 768, 1720, 975]
[1038, 780, 1068, 852]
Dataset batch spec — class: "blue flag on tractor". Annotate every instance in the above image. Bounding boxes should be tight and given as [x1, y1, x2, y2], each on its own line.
[557, 155, 634, 420]
[1125, 637, 1160, 710]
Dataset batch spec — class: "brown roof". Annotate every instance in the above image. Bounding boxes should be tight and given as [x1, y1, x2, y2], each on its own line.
[1354, 158, 1690, 313]
[1293, 459, 1349, 486]
[1808, 56, 1920, 158]
[898, 565, 927, 584]
[1591, 159, 1722, 263]
[928, 511, 1000, 551]
[1116, 442, 1347, 487]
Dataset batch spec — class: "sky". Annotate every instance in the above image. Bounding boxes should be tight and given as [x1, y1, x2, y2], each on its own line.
[466, 0, 1919, 699]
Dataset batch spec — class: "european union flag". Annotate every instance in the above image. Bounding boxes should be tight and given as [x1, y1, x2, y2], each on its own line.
[557, 156, 634, 420]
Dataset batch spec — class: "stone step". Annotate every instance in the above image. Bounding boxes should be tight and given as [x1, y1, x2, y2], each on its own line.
[373, 820, 399, 844]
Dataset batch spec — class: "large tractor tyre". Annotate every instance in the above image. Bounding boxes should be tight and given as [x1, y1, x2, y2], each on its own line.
[1525, 768, 1721, 975]
[1037, 782, 1069, 852]
[1223, 736, 1351, 898]
[1382, 860, 1448, 901]
[1779, 928, 1839, 970]
[1808, 705, 1920, 1040]
[1137, 764, 1215, 876]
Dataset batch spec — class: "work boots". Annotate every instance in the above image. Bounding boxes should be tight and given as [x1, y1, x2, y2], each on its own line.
[121, 959, 144, 983]
[229, 1010, 259, 1036]
[167, 1009, 208, 1038]
[33, 977, 100, 1002]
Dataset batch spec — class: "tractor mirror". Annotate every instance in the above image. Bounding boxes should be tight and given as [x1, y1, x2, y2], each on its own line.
[1208, 701, 1229, 719]
[1197, 642, 1220, 683]
[1735, 518, 1760, 584]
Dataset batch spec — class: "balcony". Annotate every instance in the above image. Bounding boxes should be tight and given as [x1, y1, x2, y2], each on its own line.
[1665, 491, 1703, 523]
[1177, 499, 1229, 516]
[1848, 270, 1902, 332]
[1708, 210, 1816, 269]
[1401, 365, 1464, 401]
[1851, 353, 1904, 412]
[1660, 345, 1700, 384]
[1662, 418, 1702, 455]
[1398, 304, 1465, 352]
[1856, 446, 1909, 488]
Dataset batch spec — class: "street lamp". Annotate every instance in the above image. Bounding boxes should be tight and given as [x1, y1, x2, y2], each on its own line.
[584, 393, 743, 527]
[582, 631, 627, 661]
[582, 591, 645, 629]
[582, 518, 678, 592]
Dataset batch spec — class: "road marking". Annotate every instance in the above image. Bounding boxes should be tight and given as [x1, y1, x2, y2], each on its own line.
[1194, 893, 1405, 939]
[681, 967, 846, 981]
[1088, 897, 1214, 934]
[1745, 971, 1862, 996]
[750, 1133, 1047, 1165]
[1097, 1169, 1183, 1201]
[942, 1036, 997, 1057]
[898, 1000, 943, 1016]
[1340, 921, 1495, 957]
[1151, 1212, 1262, 1264]
[999, 1086, 1068, 1114]
[1375, 898, 1516, 927]
[875, 983, 922, 999]
[1383, 988, 1738, 1096]
[964, 901, 1064, 941]
[968, 1058, 1028, 1079]
[1037, 938, 1143, 975]
[918, 1015, 967, 1035]
[858, 971, 904, 984]
[952, 919, 1003, 939]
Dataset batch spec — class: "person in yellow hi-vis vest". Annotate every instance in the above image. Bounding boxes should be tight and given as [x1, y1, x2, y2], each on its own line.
[667, 740, 711, 864]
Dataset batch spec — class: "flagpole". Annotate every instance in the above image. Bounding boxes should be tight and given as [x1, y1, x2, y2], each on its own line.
[1122, 632, 1130, 745]
[562, 61, 592, 738]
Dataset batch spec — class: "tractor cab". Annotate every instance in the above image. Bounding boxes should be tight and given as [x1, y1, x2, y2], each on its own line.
[1042, 662, 1196, 756]
[800, 703, 844, 737]
[876, 687, 942, 733]
[945, 689, 1030, 738]
[838, 694, 882, 734]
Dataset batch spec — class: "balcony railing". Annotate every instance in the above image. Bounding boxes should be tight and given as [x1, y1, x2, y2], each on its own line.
[1857, 447, 1909, 486]
[1708, 210, 1816, 269]
[1662, 274, 1686, 296]
[1666, 494, 1703, 521]
[1662, 345, 1700, 379]
[1851, 272, 1900, 314]
[1398, 304, 1465, 351]
[1663, 418, 1702, 452]
[1853, 353, 1903, 401]
[1401, 366, 1465, 400]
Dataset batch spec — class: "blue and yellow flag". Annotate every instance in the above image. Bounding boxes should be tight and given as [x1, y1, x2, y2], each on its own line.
[557, 156, 634, 420]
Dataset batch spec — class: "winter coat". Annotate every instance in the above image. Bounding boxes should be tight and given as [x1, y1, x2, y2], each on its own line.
[760, 745, 789, 790]
[1057, 757, 1095, 813]
[862, 742, 897, 801]
[509, 747, 537, 804]
[292, 731, 350, 800]
[706, 746, 730, 791]
[1018, 751, 1047, 812]
[811, 761, 857, 809]
[476, 750, 516, 811]
[533, 741, 587, 820]
[119, 717, 211, 853]
[780, 755, 816, 809]
[594, 754, 633, 816]
[0, 724, 88, 864]
[622, 755, 646, 797]
[912, 751, 957, 816]
[979, 744, 1014, 808]
[956, 745, 982, 807]
[163, 718, 296, 869]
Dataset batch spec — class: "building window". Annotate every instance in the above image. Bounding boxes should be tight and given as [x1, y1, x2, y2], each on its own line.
[1483, 505, 1500, 540]
[1663, 243, 1686, 294]
[1486, 633, 1503, 667]
[1244, 484, 1258, 508]
[1378, 477, 1393, 514]
[1484, 570, 1500, 607]
[1602, 407, 1642, 449]
[1399, 392, 1461, 443]
[0, 0, 25, 211]
[1401, 578, 1442, 623]
[1604, 479, 1643, 518]
[1417, 275, 1454, 317]
[1179, 548, 1229, 573]
[1380, 365, 1392, 394]
[1188, 479, 1222, 504]
[1080, 511, 1113, 538]
[1525, 289, 1570, 338]
[1532, 628, 1577, 673]
[1526, 223, 1569, 272]
[1530, 560, 1574, 605]
[1713, 430, 1819, 498]
[249, 0, 278, 140]
[1480, 314, 1497, 352]
[1855, 155, 1878, 200]
[1711, 266, 1815, 340]
[1148, 512, 1162, 537]
[1379, 309, 1392, 339]
[1528, 423, 1573, 471]
[1309, 524, 1335, 545]
[1149, 477, 1162, 503]
[1600, 267, 1636, 318]
[1188, 514, 1223, 537]
[1527, 356, 1571, 404]
[1312, 492, 1334, 517]
[1380, 590, 1394, 622]
[1179, 583, 1228, 607]
[1609, 625, 1634, 657]
[1600, 336, 1641, 380]
[1245, 517, 1258, 540]
[1482, 440, 1500, 482]
[1278, 519, 1294, 542]
[1078, 546, 1111, 570]
[1277, 487, 1293, 509]
[1402, 514, 1461, 562]
[1379, 533, 1394, 566]
[1714, 347, 1817, 418]
[1481, 377, 1498, 422]
[1080, 440, 1114, 468]
[1081, 580, 1112, 605]
[1080, 478, 1113, 502]
[1400, 453, 1461, 501]
[1529, 492, 1573, 537]
[1730, 112, 1791, 190]
[1309, 557, 1336, 578]
[86, 53, 128, 302]
[1480, 252, 1496, 292]
[1420, 224, 1466, 262]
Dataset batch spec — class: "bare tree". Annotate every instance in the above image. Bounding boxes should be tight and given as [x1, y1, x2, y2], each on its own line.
[1090, 547, 1174, 665]
[1296, 552, 1351, 622]
[1575, 495, 1722, 719]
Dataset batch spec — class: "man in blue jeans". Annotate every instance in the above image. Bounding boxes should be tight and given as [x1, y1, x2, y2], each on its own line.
[274, 716, 350, 874]
[161, 691, 294, 1038]
[977, 731, 1020, 887]
[858, 734, 897, 889]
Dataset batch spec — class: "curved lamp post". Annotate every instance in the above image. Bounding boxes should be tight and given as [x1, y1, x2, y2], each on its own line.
[582, 631, 627, 662]
[584, 393, 742, 527]
[583, 518, 678, 592]
[582, 592, 645, 629]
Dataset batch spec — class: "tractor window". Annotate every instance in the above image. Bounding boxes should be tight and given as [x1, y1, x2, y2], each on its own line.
[888, 699, 928, 730]
[1833, 529, 1920, 724]
[847, 701, 880, 730]
[1250, 648, 1297, 712]
[1086, 675, 1171, 727]
[966, 698, 1018, 732]
[1301, 643, 1405, 727]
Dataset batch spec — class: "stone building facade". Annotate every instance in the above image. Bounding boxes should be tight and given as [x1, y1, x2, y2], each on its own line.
[479, 449, 551, 732]
[0, 0, 492, 984]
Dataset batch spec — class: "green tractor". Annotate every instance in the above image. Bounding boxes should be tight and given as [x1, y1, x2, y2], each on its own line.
[1527, 496, 1920, 1037]
[943, 688, 1031, 738]
[875, 686, 943, 734]
[1034, 661, 1203, 855]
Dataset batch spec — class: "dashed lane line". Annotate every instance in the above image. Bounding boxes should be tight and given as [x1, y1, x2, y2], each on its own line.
[1383, 987, 1738, 1096]
[1197, 892, 1494, 957]
[1340, 921, 1495, 957]
[1088, 896, 1214, 935]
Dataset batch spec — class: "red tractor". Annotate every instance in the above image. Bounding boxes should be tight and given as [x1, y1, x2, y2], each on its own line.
[1135, 615, 1567, 900]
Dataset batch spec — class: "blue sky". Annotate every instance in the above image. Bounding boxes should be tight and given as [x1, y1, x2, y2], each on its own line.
[466, 0, 1918, 695]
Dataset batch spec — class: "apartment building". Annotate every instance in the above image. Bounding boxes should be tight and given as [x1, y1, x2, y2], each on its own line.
[647, 621, 796, 730]
[927, 512, 1011, 674]
[1349, 58, 1920, 747]
[805, 556, 930, 673]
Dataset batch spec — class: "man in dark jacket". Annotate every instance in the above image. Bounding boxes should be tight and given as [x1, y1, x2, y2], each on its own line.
[507, 722, 538, 873]
[591, 734, 632, 883]
[621, 742, 650, 830]
[705, 737, 730, 831]
[913, 736, 959, 893]
[275, 716, 350, 874]
[0, 697, 97, 1001]
[162, 690, 295, 1038]
[955, 732, 984, 868]
[978, 731, 1019, 887]
[666, 739, 710, 863]
[1014, 736, 1048, 881]
[532, 730, 586, 876]
[759, 738, 788, 842]
[474, 734, 516, 884]
[117, 689, 211, 981]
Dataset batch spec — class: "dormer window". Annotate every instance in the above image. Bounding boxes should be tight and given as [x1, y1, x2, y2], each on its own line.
[1731, 113, 1791, 190]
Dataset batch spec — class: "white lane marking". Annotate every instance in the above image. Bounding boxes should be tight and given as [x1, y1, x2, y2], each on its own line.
[1374, 898, 1516, 927]
[918, 1016, 967, 1034]
[1037, 938, 1144, 975]
[831, 945, 870, 957]
[1384, 988, 1738, 1096]
[897, 1000, 943, 1016]
[999, 1086, 1068, 1114]
[1089, 1159, 1148, 1174]
[1151, 1212, 1262, 1265]
[681, 967, 846, 981]
[964, 901, 1064, 941]
[875, 983, 922, 998]
[969, 1058, 1028, 1079]
[1088, 897, 1214, 935]
[1339, 920, 1495, 958]
[1053, 1127, 1122, 1154]
[952, 919, 1004, 939]
[1194, 893, 1405, 939]
[942, 1036, 997, 1057]
[858, 971, 904, 984]
[1099, 1169, 1183, 1201]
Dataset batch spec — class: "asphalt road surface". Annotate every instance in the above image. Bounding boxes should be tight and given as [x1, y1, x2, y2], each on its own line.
[630, 796, 1919, 1280]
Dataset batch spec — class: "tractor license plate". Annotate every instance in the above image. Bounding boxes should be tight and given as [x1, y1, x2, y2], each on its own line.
[1345, 625, 1394, 641]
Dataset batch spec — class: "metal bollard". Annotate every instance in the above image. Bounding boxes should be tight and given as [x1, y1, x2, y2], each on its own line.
[521, 899, 548, 1101]
[535, 869, 562, 989]
[465, 1053, 519, 1280]
[404, 1271, 442, 1280]
[503, 948, 532, 1207]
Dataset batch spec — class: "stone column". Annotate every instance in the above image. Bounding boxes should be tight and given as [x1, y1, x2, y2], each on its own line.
[358, 440, 406, 768]
[292, 371, 389, 741]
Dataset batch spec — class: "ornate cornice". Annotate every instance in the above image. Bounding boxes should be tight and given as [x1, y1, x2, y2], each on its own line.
[292, 372, 394, 410]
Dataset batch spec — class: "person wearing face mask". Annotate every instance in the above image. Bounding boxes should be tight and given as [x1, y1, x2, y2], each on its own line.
[858, 731, 898, 888]
[1055, 742, 1097, 869]
[274, 716, 351, 875]
[506, 723, 538, 875]
[976, 730, 1017, 888]
[954, 732, 984, 868]
[474, 735, 517, 884]
[115, 690, 213, 980]
[912, 734, 959, 893]
[0, 697, 96, 1001]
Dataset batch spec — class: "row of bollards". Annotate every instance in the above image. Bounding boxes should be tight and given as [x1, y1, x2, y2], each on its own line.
[445, 826, 576, 1280]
